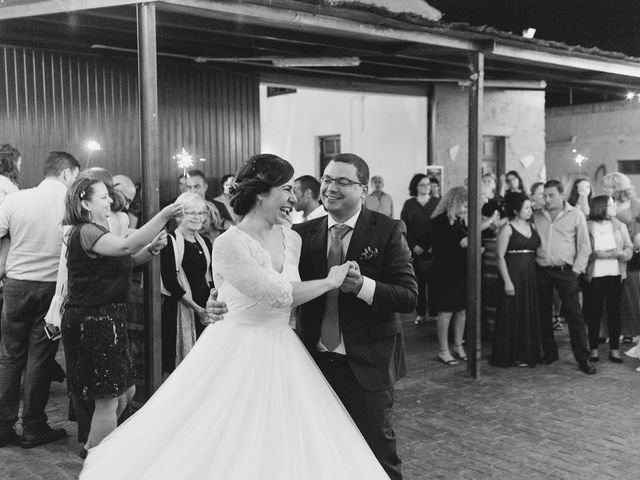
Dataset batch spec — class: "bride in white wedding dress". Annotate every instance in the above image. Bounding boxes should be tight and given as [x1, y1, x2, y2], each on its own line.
[79, 154, 390, 479]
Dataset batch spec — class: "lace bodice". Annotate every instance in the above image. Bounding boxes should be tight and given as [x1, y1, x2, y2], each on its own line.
[212, 226, 301, 326]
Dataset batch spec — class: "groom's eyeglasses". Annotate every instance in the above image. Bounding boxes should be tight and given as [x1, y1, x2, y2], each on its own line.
[320, 176, 363, 188]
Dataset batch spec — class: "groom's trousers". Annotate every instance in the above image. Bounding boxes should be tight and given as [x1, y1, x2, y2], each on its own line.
[315, 352, 402, 480]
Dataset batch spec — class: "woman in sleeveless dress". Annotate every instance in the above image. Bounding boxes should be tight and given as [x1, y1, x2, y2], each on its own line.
[79, 154, 390, 480]
[490, 192, 541, 368]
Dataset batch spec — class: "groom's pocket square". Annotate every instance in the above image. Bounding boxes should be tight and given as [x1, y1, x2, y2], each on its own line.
[359, 246, 380, 260]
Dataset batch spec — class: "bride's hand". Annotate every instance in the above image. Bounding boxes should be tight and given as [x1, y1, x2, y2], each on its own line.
[327, 263, 350, 289]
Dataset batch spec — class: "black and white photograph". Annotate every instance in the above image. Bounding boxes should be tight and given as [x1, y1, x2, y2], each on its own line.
[1, 1, 640, 479]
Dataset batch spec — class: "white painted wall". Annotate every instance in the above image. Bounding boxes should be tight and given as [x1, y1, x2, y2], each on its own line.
[433, 84, 546, 192]
[260, 85, 428, 218]
[546, 101, 640, 194]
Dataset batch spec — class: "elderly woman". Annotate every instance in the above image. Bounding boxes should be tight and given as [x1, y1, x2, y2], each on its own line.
[61, 178, 181, 453]
[430, 186, 468, 365]
[603, 172, 640, 343]
[161, 192, 213, 373]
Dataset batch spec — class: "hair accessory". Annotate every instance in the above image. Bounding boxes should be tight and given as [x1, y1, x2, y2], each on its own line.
[227, 180, 239, 194]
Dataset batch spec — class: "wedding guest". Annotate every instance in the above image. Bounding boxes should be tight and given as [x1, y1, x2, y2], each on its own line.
[602, 172, 640, 344]
[365, 175, 393, 217]
[0, 144, 20, 202]
[185, 170, 224, 241]
[0, 144, 21, 337]
[533, 179, 594, 374]
[481, 173, 505, 237]
[567, 177, 591, 217]
[292, 175, 326, 222]
[583, 195, 632, 364]
[530, 182, 545, 211]
[401, 174, 435, 325]
[0, 152, 80, 449]
[161, 192, 213, 373]
[505, 170, 526, 195]
[490, 192, 540, 368]
[430, 186, 468, 365]
[61, 177, 181, 452]
[112, 174, 137, 232]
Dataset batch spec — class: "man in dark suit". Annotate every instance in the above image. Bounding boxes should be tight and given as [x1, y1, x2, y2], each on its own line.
[292, 154, 417, 480]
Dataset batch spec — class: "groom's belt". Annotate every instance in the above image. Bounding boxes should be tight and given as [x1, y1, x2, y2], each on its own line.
[316, 351, 348, 363]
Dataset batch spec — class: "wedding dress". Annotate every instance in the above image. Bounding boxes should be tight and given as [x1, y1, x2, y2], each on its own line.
[80, 225, 389, 479]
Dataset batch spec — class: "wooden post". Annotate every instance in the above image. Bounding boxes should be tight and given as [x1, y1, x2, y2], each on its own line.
[427, 84, 436, 166]
[137, 3, 162, 394]
[467, 52, 484, 379]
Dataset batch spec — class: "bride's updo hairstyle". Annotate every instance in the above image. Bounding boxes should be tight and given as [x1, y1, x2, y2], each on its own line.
[230, 154, 294, 216]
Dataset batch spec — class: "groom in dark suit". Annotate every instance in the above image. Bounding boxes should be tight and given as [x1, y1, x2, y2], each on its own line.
[292, 154, 417, 480]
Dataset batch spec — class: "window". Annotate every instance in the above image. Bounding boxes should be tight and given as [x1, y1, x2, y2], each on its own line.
[319, 135, 341, 175]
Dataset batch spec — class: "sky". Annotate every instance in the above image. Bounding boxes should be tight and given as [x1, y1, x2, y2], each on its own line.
[427, 0, 640, 58]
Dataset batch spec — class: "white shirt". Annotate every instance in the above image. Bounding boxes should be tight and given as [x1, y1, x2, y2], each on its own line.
[306, 204, 327, 221]
[0, 175, 18, 204]
[0, 178, 67, 282]
[317, 208, 376, 354]
[592, 221, 620, 277]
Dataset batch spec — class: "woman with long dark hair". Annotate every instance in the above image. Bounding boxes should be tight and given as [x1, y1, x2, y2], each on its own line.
[567, 177, 591, 217]
[490, 192, 541, 368]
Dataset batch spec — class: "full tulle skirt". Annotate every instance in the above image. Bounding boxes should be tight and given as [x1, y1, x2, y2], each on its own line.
[80, 320, 389, 479]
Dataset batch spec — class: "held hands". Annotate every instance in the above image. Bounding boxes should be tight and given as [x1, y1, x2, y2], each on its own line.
[205, 288, 227, 324]
[595, 248, 617, 260]
[327, 262, 351, 289]
[460, 236, 468, 248]
[339, 261, 364, 294]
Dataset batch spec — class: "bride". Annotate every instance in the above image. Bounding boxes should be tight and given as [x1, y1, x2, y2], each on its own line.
[80, 154, 390, 479]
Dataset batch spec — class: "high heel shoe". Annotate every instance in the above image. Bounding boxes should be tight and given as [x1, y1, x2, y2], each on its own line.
[452, 345, 467, 361]
[437, 352, 459, 366]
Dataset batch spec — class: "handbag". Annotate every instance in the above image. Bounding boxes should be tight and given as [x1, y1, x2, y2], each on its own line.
[44, 227, 70, 328]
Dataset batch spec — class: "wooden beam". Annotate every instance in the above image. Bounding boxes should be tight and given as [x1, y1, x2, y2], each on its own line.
[137, 2, 163, 395]
[467, 52, 483, 379]
[259, 71, 428, 96]
[490, 42, 640, 79]
[0, 0, 137, 19]
[157, 0, 483, 52]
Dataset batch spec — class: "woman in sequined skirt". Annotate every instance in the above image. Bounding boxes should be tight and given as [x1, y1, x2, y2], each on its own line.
[61, 177, 182, 452]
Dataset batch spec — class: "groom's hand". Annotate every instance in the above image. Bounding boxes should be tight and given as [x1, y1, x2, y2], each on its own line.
[205, 288, 228, 324]
[339, 262, 364, 294]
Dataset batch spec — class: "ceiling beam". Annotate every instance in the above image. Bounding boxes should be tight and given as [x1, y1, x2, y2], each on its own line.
[157, 0, 483, 52]
[260, 71, 429, 97]
[0, 0, 137, 19]
[490, 42, 640, 79]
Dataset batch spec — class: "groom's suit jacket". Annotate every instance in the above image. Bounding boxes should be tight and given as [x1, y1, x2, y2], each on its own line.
[293, 208, 417, 392]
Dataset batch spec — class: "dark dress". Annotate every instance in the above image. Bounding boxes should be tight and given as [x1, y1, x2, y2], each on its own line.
[160, 234, 213, 372]
[490, 224, 541, 367]
[61, 223, 135, 400]
[400, 197, 439, 316]
[431, 213, 468, 312]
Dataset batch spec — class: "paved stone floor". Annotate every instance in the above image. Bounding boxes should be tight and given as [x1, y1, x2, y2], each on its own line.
[2, 315, 640, 479]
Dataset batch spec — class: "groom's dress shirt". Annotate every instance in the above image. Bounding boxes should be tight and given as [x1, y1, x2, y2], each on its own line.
[317, 208, 375, 355]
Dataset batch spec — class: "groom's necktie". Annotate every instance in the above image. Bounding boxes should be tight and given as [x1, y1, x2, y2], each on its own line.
[321, 224, 352, 351]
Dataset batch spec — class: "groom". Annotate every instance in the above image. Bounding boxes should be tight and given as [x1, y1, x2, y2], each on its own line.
[208, 154, 416, 479]
[294, 154, 416, 480]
